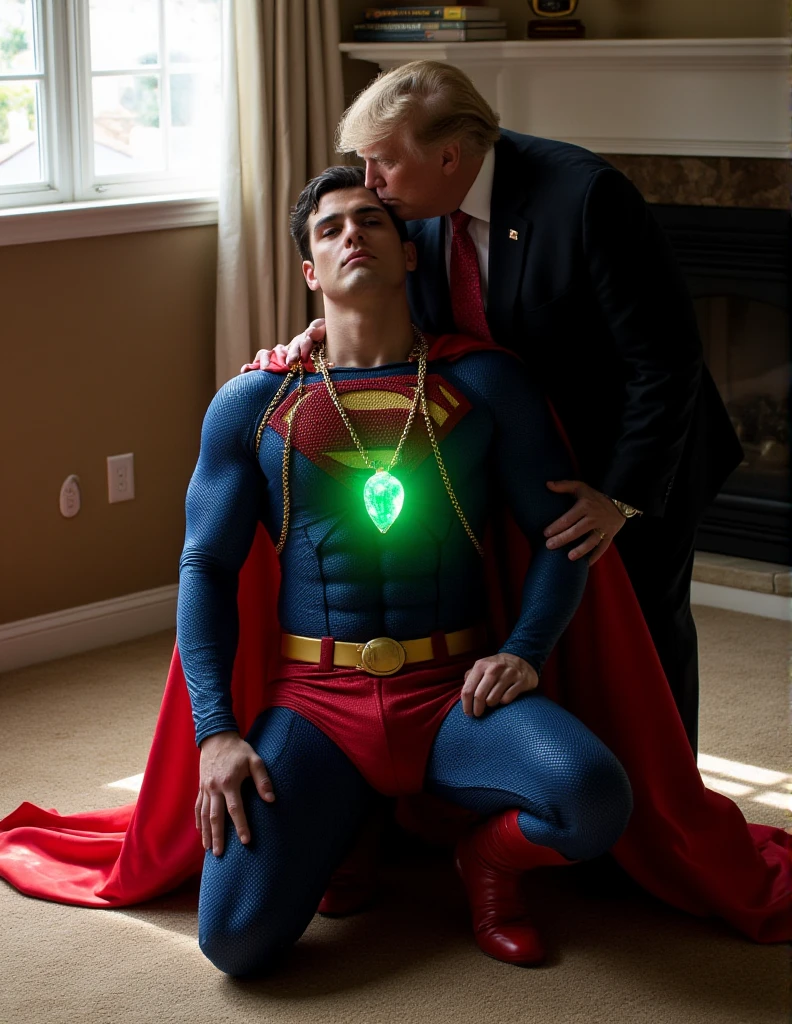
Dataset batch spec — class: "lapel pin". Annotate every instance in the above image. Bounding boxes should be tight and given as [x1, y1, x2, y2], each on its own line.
[509, 229, 519, 241]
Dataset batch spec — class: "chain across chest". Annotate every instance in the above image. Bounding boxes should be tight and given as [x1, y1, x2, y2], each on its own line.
[254, 354, 485, 557]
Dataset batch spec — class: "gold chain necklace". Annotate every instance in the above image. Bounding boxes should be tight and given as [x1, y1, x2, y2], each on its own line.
[316, 330, 484, 554]
[254, 331, 483, 556]
[254, 361, 305, 553]
[314, 330, 426, 534]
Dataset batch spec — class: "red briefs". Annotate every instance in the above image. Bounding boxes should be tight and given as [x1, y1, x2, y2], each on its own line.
[264, 647, 480, 797]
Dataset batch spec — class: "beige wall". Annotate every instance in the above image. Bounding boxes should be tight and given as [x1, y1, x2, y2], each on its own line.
[1, 227, 217, 624]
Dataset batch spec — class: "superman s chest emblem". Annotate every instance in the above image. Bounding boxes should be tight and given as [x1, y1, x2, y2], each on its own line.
[267, 374, 471, 490]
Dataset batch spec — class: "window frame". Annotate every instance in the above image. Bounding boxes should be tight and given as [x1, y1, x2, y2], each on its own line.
[0, 0, 73, 209]
[0, 0, 221, 244]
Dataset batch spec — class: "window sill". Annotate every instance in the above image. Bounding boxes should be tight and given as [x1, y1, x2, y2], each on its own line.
[0, 192, 219, 247]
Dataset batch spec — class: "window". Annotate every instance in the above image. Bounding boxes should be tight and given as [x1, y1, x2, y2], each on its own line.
[0, 0, 222, 213]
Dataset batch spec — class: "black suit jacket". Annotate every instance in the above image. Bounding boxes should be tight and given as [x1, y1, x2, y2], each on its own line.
[406, 130, 742, 522]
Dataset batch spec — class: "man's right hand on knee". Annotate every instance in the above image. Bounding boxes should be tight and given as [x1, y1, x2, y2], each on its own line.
[240, 319, 326, 372]
[196, 731, 275, 856]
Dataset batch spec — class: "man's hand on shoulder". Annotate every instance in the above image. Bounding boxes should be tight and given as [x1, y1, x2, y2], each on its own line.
[544, 480, 626, 565]
[240, 319, 326, 373]
[461, 653, 539, 718]
[196, 731, 275, 856]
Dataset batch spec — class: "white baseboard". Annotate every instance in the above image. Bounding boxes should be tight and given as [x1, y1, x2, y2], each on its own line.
[0, 585, 178, 675]
[691, 581, 790, 622]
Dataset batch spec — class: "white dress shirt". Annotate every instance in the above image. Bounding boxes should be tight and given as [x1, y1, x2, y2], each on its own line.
[444, 146, 495, 308]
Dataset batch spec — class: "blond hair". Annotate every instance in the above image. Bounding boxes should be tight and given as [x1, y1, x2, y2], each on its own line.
[336, 60, 500, 157]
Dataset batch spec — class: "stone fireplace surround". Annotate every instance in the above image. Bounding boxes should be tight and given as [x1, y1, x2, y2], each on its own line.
[592, 172, 789, 571]
[604, 155, 789, 211]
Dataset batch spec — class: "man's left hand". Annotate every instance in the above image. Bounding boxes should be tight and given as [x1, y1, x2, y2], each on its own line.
[461, 653, 539, 718]
[544, 480, 626, 565]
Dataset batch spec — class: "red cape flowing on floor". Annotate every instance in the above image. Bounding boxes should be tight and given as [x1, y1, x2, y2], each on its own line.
[1, 336, 789, 942]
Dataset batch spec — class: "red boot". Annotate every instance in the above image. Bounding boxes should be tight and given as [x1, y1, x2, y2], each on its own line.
[317, 810, 383, 916]
[455, 809, 572, 966]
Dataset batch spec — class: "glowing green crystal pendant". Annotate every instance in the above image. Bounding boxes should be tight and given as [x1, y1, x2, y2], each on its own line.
[363, 469, 404, 534]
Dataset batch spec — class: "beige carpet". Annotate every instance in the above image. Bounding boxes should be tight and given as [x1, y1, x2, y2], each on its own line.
[0, 606, 788, 1024]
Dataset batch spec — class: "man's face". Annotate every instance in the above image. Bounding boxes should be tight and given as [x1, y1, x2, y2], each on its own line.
[359, 131, 460, 221]
[303, 186, 417, 300]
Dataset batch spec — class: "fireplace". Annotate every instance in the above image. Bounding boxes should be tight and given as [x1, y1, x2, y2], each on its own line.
[653, 205, 790, 564]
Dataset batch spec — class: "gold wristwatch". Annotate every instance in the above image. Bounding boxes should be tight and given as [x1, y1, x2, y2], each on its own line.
[609, 498, 643, 519]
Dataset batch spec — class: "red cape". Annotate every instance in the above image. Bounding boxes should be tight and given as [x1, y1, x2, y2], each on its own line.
[1, 335, 789, 942]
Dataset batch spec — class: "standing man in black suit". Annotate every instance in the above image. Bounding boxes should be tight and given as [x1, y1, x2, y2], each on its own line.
[254, 61, 743, 754]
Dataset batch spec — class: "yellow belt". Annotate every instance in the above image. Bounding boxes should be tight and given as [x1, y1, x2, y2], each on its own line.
[281, 624, 488, 677]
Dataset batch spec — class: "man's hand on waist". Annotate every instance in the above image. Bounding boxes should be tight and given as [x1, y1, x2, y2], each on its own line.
[196, 730, 275, 856]
[240, 319, 326, 373]
[461, 653, 539, 718]
[544, 480, 627, 566]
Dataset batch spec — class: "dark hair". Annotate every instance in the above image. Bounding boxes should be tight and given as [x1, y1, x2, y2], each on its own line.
[289, 165, 408, 262]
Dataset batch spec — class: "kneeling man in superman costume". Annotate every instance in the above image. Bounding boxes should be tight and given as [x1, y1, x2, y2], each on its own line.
[179, 164, 633, 977]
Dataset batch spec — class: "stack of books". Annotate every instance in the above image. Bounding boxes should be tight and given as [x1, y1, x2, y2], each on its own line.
[353, 7, 506, 43]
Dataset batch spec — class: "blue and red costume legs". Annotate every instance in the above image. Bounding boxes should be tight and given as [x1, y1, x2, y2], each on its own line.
[431, 700, 631, 966]
[199, 696, 631, 977]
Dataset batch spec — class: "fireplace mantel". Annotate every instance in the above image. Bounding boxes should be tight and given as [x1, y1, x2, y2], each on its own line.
[339, 38, 790, 159]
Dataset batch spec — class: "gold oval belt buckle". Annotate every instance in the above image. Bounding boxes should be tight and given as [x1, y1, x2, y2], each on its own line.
[358, 637, 406, 677]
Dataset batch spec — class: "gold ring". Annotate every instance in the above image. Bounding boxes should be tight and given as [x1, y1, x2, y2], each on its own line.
[598, 531, 606, 541]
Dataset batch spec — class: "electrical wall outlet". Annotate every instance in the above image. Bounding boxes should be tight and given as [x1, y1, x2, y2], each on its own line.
[59, 475, 81, 518]
[107, 453, 135, 504]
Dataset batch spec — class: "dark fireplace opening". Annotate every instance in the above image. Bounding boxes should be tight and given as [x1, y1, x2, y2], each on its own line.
[653, 206, 791, 565]
[696, 295, 788, 504]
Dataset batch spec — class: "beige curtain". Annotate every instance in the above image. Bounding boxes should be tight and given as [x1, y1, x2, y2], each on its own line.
[215, 0, 345, 387]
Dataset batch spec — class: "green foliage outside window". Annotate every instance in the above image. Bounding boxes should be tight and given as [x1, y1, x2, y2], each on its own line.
[0, 25, 199, 145]
[0, 23, 34, 145]
[120, 52, 195, 129]
[0, 24, 26, 67]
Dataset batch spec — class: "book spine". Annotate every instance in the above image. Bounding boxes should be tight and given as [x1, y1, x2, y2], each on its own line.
[354, 21, 504, 32]
[353, 28, 506, 41]
[364, 8, 499, 21]
[364, 7, 449, 18]
[355, 22, 447, 31]
[354, 29, 468, 41]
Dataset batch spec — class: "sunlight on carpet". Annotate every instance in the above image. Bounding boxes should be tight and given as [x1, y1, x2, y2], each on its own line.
[105, 773, 145, 793]
[697, 754, 791, 813]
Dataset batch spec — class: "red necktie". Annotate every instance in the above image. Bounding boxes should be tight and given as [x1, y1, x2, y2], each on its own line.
[450, 210, 492, 343]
